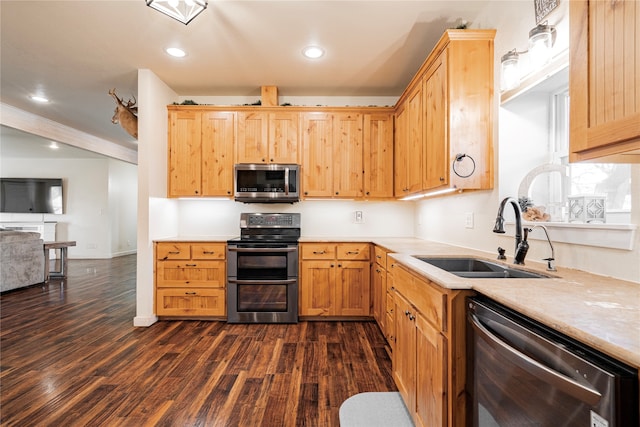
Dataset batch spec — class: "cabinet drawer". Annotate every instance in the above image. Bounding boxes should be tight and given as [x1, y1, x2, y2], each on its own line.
[374, 246, 388, 268]
[156, 288, 225, 316]
[337, 243, 370, 260]
[394, 266, 445, 332]
[301, 243, 336, 260]
[156, 242, 191, 260]
[192, 243, 226, 260]
[156, 260, 226, 288]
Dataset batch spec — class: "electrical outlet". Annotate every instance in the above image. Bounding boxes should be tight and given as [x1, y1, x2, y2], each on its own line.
[465, 212, 474, 229]
[354, 211, 364, 224]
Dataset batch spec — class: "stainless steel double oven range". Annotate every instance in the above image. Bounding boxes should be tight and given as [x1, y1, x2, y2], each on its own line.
[227, 213, 300, 323]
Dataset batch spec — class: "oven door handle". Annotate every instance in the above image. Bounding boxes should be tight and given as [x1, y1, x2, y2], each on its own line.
[228, 247, 297, 253]
[469, 312, 602, 406]
[228, 279, 297, 285]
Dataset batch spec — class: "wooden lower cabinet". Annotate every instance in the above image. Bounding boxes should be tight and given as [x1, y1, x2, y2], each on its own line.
[390, 261, 470, 427]
[154, 242, 226, 317]
[299, 242, 370, 317]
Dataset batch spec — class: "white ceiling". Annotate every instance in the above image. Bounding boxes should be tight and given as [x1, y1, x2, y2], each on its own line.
[0, 0, 491, 157]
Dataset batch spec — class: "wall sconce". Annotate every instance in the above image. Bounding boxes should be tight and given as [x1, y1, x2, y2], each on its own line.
[528, 22, 556, 68]
[501, 49, 523, 91]
[146, 0, 208, 25]
[501, 22, 556, 91]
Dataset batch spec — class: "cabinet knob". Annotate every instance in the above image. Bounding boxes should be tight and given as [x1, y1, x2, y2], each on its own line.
[338, 264, 342, 268]
[330, 264, 335, 268]
[335, 192, 339, 195]
[439, 177, 445, 181]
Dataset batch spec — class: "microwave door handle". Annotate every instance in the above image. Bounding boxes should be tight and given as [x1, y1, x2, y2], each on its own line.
[284, 167, 289, 196]
[469, 312, 602, 406]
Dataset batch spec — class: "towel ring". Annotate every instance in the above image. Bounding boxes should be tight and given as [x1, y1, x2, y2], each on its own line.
[452, 153, 476, 178]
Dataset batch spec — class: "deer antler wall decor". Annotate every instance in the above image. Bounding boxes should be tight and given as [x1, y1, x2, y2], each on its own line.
[108, 88, 138, 139]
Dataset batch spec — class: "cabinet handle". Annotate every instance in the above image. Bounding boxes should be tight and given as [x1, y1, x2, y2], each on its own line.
[185, 292, 197, 295]
[346, 251, 359, 255]
[376, 269, 381, 273]
[203, 251, 215, 254]
[313, 250, 326, 254]
[186, 263, 197, 267]
[376, 255, 382, 259]
[439, 177, 445, 181]
[168, 251, 180, 254]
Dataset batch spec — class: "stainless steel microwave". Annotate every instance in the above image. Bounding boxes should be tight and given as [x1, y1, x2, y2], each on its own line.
[234, 164, 300, 203]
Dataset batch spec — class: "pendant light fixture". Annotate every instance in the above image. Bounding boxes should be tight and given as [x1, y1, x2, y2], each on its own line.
[146, 0, 208, 25]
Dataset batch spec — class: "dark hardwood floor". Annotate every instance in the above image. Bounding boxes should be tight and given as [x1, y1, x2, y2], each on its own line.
[0, 255, 396, 426]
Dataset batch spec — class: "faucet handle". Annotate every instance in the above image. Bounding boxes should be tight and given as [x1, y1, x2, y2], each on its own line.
[497, 247, 506, 260]
[543, 257, 556, 271]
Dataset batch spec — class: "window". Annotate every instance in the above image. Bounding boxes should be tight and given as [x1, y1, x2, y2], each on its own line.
[551, 89, 632, 223]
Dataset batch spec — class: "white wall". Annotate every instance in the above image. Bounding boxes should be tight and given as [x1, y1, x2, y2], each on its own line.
[416, 1, 640, 283]
[0, 156, 137, 258]
[175, 199, 414, 238]
[135, 69, 179, 327]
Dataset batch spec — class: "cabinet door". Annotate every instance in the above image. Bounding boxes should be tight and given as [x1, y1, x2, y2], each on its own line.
[301, 113, 333, 197]
[372, 263, 386, 328]
[237, 111, 269, 163]
[423, 54, 448, 190]
[156, 260, 226, 288]
[333, 112, 364, 198]
[393, 292, 416, 415]
[201, 112, 235, 196]
[406, 85, 423, 194]
[156, 288, 225, 316]
[299, 260, 335, 316]
[394, 105, 409, 196]
[336, 260, 370, 316]
[364, 113, 394, 198]
[569, 0, 640, 161]
[168, 110, 202, 197]
[415, 313, 447, 427]
[269, 112, 299, 163]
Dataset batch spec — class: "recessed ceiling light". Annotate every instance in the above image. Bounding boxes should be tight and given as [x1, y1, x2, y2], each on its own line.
[302, 46, 325, 59]
[49, 141, 59, 150]
[30, 95, 50, 103]
[165, 47, 187, 58]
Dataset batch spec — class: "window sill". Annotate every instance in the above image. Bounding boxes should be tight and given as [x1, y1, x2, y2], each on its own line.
[504, 221, 637, 250]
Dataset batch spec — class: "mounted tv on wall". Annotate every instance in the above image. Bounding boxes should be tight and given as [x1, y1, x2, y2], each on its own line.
[0, 178, 63, 214]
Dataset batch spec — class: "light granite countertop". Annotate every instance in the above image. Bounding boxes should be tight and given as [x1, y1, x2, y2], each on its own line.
[369, 237, 640, 370]
[157, 236, 640, 369]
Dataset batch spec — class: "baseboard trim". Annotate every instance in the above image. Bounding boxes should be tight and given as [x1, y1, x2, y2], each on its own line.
[133, 315, 158, 327]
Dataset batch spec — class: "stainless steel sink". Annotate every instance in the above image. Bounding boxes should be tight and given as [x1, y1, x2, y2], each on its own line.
[414, 257, 549, 279]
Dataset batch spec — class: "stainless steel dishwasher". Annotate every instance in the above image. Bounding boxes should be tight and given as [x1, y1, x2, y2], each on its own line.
[467, 296, 638, 427]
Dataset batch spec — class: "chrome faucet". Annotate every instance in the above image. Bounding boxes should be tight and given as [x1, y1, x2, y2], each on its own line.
[493, 197, 528, 264]
[532, 224, 556, 271]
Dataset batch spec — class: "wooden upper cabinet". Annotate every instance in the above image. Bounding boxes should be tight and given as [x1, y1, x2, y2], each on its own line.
[237, 111, 299, 164]
[393, 29, 495, 198]
[269, 112, 299, 163]
[168, 108, 235, 198]
[364, 113, 394, 199]
[237, 111, 268, 163]
[201, 112, 235, 196]
[423, 54, 448, 190]
[168, 110, 202, 197]
[394, 85, 423, 197]
[569, 0, 640, 162]
[333, 112, 364, 198]
[301, 112, 333, 197]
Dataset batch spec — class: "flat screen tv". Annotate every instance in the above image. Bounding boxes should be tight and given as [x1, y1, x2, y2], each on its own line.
[0, 178, 63, 214]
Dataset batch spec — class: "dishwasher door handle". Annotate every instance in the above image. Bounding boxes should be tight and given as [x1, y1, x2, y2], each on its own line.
[469, 312, 602, 406]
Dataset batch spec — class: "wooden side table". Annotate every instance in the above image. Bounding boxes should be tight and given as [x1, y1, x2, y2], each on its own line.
[44, 241, 76, 281]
